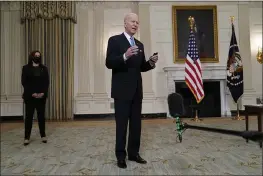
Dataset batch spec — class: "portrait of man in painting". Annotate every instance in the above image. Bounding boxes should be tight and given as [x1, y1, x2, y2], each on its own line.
[172, 6, 219, 63]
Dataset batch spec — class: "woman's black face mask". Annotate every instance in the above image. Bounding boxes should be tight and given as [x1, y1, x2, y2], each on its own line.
[33, 56, 41, 64]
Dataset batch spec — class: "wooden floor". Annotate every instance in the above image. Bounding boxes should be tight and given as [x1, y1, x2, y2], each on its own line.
[1, 117, 263, 175]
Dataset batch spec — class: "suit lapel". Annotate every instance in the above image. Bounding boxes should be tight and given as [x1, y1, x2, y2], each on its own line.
[134, 38, 139, 46]
[120, 33, 131, 49]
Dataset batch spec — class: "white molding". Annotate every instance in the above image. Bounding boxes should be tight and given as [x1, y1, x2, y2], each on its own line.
[141, 1, 241, 6]
[1, 95, 23, 116]
[249, 1, 263, 8]
[77, 1, 138, 10]
[74, 97, 167, 115]
[143, 92, 156, 100]
[163, 65, 228, 81]
[240, 88, 258, 109]
[75, 93, 93, 100]
[1, 102, 23, 116]
[92, 93, 110, 100]
[238, 2, 250, 5]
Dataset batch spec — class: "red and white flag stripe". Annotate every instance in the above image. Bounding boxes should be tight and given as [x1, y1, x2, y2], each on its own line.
[185, 54, 204, 103]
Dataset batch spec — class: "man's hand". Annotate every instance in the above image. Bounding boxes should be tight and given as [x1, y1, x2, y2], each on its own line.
[124, 46, 139, 59]
[149, 54, 158, 66]
[32, 93, 38, 98]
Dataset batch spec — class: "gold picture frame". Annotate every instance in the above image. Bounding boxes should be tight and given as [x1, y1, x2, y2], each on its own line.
[172, 5, 219, 63]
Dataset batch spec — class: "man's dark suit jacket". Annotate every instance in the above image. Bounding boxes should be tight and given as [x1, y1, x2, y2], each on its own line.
[21, 64, 49, 101]
[105, 33, 154, 100]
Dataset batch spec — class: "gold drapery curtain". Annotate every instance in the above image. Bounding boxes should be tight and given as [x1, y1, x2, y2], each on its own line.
[21, 1, 76, 121]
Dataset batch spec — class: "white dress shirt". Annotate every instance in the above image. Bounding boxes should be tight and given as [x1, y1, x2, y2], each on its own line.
[123, 32, 134, 61]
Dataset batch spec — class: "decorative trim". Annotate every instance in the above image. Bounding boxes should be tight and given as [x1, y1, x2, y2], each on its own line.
[238, 2, 250, 5]
[75, 93, 93, 100]
[95, 2, 138, 10]
[92, 93, 109, 100]
[0, 116, 23, 122]
[163, 65, 228, 80]
[20, 1, 77, 23]
[142, 92, 156, 100]
[0, 2, 20, 11]
[1, 113, 229, 122]
[163, 65, 227, 71]
[74, 113, 167, 120]
[77, 1, 138, 10]
[243, 88, 257, 97]
[0, 97, 23, 103]
[249, 1, 263, 8]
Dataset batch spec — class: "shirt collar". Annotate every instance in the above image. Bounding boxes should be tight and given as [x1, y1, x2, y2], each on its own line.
[124, 32, 134, 40]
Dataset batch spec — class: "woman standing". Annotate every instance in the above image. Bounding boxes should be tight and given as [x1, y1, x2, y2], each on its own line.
[21, 50, 49, 145]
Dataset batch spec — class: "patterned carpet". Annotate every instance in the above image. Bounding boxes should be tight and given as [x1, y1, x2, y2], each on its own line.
[1, 118, 262, 175]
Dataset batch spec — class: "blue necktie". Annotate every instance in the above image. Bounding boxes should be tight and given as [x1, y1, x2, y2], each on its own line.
[130, 37, 135, 46]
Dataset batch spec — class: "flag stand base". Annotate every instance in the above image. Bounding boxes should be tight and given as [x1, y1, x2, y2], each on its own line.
[232, 116, 244, 120]
[191, 110, 203, 122]
[232, 101, 244, 120]
[232, 113, 244, 120]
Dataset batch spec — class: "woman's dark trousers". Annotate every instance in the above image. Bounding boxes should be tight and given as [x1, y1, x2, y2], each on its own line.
[24, 98, 46, 140]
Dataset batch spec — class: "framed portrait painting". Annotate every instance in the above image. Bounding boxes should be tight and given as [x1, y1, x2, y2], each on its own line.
[172, 5, 219, 63]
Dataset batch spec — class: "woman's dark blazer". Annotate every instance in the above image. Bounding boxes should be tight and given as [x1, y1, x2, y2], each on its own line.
[21, 64, 49, 101]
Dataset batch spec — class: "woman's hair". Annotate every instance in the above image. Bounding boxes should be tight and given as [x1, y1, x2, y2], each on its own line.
[28, 50, 42, 65]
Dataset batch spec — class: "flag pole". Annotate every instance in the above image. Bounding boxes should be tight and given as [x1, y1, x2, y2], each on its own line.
[229, 16, 244, 121]
[188, 16, 203, 123]
[232, 99, 244, 120]
[191, 109, 202, 122]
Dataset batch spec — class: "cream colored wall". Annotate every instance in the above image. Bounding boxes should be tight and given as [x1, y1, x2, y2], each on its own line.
[249, 3, 262, 98]
[0, 2, 24, 116]
[1, 2, 262, 117]
[74, 2, 166, 114]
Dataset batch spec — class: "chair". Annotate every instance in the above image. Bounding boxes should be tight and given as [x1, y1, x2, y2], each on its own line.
[167, 93, 185, 118]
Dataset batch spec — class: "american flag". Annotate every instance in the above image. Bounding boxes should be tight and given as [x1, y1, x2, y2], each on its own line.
[185, 28, 205, 103]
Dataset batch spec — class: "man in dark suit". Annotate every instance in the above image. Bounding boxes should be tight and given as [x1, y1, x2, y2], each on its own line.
[105, 13, 158, 169]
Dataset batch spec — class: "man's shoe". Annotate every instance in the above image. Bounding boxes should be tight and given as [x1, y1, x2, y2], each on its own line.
[128, 155, 147, 164]
[24, 139, 29, 146]
[117, 160, 127, 169]
[42, 137, 47, 143]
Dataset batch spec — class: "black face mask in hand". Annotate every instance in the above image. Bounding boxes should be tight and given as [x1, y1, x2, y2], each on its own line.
[33, 57, 41, 64]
